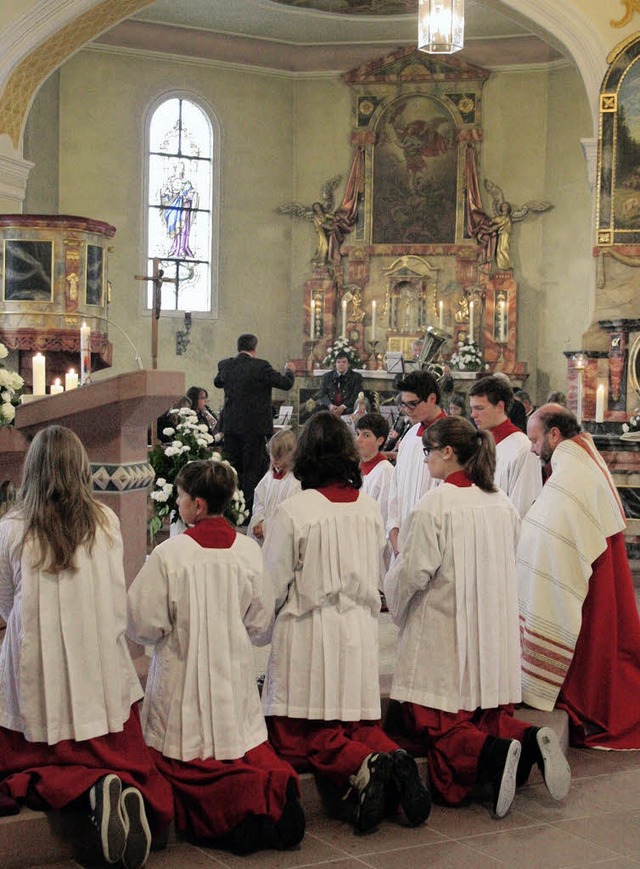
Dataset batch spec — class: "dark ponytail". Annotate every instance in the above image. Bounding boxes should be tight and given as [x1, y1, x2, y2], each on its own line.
[425, 417, 497, 493]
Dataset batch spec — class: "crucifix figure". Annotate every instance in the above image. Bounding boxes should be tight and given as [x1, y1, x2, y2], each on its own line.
[134, 258, 178, 369]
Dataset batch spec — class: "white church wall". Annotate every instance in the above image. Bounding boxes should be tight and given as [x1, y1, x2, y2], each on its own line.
[23, 70, 59, 215]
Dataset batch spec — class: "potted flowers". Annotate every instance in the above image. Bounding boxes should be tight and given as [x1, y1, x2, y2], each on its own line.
[321, 338, 362, 370]
[148, 408, 249, 540]
[621, 412, 640, 442]
[0, 342, 23, 426]
[449, 337, 483, 372]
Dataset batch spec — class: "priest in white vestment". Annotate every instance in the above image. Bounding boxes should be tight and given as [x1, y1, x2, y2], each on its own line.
[469, 375, 542, 518]
[386, 370, 447, 556]
[518, 404, 640, 750]
[385, 417, 570, 818]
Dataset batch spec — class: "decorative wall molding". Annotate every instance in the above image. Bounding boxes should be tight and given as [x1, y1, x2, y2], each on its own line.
[0, 152, 35, 205]
[580, 137, 598, 190]
[91, 461, 155, 492]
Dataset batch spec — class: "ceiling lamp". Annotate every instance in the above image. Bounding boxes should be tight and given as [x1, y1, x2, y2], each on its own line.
[418, 0, 464, 55]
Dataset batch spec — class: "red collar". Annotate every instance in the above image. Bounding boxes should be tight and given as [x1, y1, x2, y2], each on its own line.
[316, 483, 359, 502]
[184, 516, 236, 548]
[445, 470, 473, 488]
[272, 468, 287, 480]
[490, 418, 520, 445]
[360, 453, 386, 476]
[417, 409, 447, 437]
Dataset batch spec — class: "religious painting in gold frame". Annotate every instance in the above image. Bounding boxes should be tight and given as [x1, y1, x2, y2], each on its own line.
[2, 239, 54, 302]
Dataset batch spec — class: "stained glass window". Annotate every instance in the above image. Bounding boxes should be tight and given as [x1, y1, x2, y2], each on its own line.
[145, 97, 216, 312]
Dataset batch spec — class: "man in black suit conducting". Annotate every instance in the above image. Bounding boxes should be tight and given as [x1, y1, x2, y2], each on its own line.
[214, 333, 296, 514]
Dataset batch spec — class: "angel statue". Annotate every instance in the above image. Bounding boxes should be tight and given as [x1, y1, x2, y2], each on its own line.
[482, 179, 553, 271]
[277, 175, 343, 268]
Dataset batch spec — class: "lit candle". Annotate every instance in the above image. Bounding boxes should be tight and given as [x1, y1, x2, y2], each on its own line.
[80, 321, 91, 386]
[65, 368, 79, 390]
[341, 298, 347, 339]
[50, 378, 64, 395]
[469, 300, 474, 342]
[439, 300, 444, 330]
[310, 299, 316, 340]
[371, 300, 377, 342]
[595, 383, 605, 423]
[32, 353, 46, 396]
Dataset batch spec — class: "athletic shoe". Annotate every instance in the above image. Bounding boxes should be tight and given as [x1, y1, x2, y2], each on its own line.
[390, 749, 432, 826]
[120, 787, 152, 869]
[521, 727, 571, 800]
[478, 736, 521, 819]
[349, 752, 392, 833]
[88, 774, 127, 864]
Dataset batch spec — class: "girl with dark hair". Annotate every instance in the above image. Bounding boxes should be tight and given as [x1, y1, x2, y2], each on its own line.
[186, 385, 220, 440]
[384, 417, 570, 819]
[261, 412, 431, 834]
[128, 460, 304, 854]
[0, 426, 173, 869]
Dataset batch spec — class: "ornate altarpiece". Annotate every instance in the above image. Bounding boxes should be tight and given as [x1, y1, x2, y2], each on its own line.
[303, 48, 526, 377]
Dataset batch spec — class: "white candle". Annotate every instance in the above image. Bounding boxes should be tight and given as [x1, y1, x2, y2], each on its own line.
[32, 353, 46, 396]
[50, 378, 64, 395]
[80, 321, 91, 386]
[341, 298, 347, 339]
[576, 371, 583, 425]
[469, 300, 474, 342]
[595, 383, 605, 423]
[371, 300, 377, 342]
[499, 300, 507, 344]
[439, 300, 444, 330]
[310, 299, 316, 340]
[65, 368, 79, 391]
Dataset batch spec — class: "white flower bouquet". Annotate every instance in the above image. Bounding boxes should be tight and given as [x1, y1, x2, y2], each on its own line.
[621, 411, 640, 441]
[449, 338, 483, 372]
[148, 408, 249, 539]
[321, 337, 362, 369]
[0, 343, 24, 426]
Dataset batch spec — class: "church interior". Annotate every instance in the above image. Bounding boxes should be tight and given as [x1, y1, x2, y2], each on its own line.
[1, 1, 640, 867]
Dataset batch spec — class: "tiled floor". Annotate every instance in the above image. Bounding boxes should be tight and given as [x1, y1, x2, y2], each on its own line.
[29, 744, 640, 868]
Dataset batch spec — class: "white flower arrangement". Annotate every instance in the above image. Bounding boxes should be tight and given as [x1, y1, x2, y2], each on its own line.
[321, 337, 362, 369]
[449, 337, 483, 372]
[621, 411, 640, 441]
[148, 408, 249, 539]
[0, 343, 23, 426]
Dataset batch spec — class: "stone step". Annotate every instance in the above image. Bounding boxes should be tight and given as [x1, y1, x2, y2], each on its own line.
[0, 702, 569, 869]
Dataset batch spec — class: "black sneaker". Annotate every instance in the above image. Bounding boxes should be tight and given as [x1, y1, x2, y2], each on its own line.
[390, 749, 431, 826]
[478, 737, 521, 819]
[527, 727, 571, 800]
[349, 752, 392, 833]
[120, 787, 151, 869]
[88, 774, 127, 864]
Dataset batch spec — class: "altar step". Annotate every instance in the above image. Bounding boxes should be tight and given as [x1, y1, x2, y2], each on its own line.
[0, 702, 569, 869]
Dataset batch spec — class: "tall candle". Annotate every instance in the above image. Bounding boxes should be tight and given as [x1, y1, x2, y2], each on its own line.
[371, 300, 377, 342]
[469, 300, 474, 342]
[341, 298, 347, 339]
[595, 383, 605, 423]
[576, 370, 583, 425]
[50, 378, 64, 395]
[310, 299, 316, 340]
[65, 368, 79, 391]
[32, 353, 46, 396]
[80, 321, 91, 386]
[439, 300, 444, 330]
[499, 300, 507, 344]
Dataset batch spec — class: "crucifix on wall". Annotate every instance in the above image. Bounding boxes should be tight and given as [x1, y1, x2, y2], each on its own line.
[134, 257, 178, 369]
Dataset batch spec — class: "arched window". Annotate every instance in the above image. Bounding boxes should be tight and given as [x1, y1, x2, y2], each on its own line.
[145, 95, 219, 314]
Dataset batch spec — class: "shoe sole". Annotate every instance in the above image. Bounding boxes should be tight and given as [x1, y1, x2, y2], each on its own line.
[121, 787, 151, 869]
[355, 753, 392, 834]
[537, 727, 571, 801]
[90, 774, 127, 864]
[494, 740, 521, 820]
[392, 752, 431, 826]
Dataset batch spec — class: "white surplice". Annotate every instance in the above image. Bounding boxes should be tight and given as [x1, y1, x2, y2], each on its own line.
[261, 489, 386, 721]
[247, 469, 301, 545]
[384, 482, 522, 713]
[0, 509, 142, 744]
[495, 431, 542, 518]
[362, 458, 394, 531]
[127, 532, 273, 761]
[386, 423, 439, 537]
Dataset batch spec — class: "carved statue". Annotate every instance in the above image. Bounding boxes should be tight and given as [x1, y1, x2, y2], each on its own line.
[483, 179, 552, 271]
[277, 176, 343, 267]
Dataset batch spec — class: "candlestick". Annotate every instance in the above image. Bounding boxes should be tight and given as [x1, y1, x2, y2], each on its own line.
[32, 353, 46, 396]
[310, 299, 316, 340]
[595, 383, 605, 423]
[439, 300, 444, 330]
[50, 378, 64, 395]
[65, 368, 79, 391]
[371, 300, 377, 342]
[469, 300, 474, 342]
[341, 299, 347, 339]
[80, 321, 91, 386]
